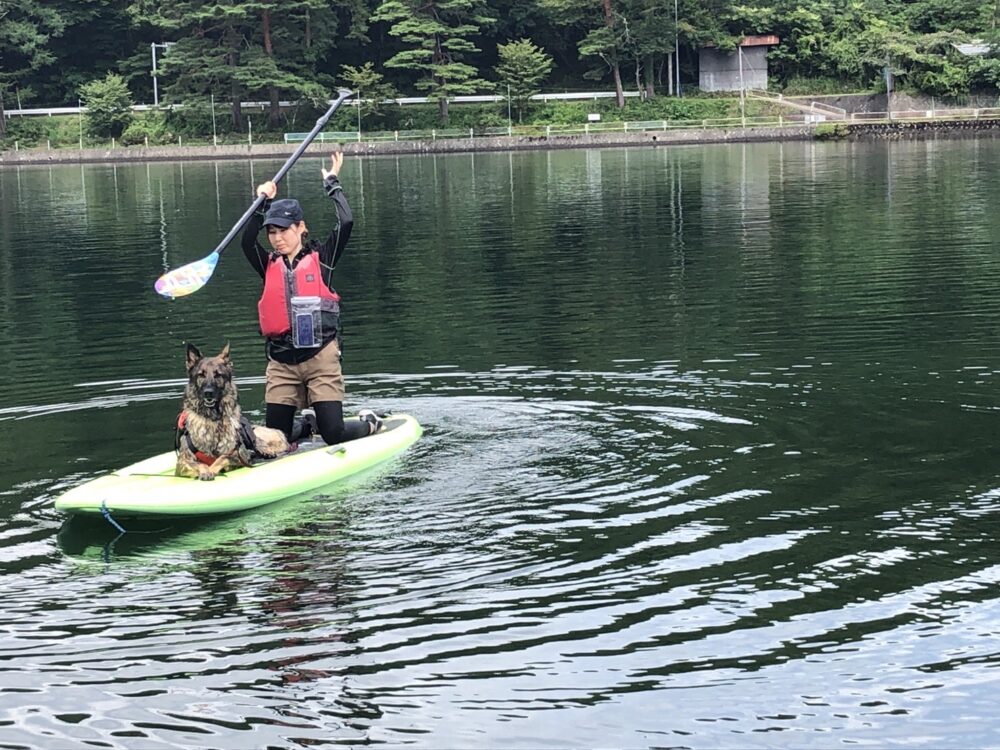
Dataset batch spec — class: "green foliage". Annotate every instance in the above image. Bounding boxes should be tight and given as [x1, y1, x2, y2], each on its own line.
[904, 0, 990, 34]
[161, 99, 230, 137]
[1, 112, 89, 148]
[0, 0, 69, 136]
[814, 121, 849, 139]
[496, 39, 553, 121]
[967, 56, 1000, 90]
[0, 1, 67, 88]
[780, 76, 860, 95]
[119, 113, 172, 146]
[341, 62, 399, 122]
[80, 73, 133, 138]
[1, 116, 45, 146]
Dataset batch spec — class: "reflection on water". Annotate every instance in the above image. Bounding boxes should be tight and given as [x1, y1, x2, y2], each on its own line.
[3, 141, 1000, 747]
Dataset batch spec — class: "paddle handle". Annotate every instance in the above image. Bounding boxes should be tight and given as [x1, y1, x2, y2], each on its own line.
[210, 88, 354, 258]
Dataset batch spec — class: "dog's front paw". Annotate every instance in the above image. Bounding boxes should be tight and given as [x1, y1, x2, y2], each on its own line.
[197, 466, 216, 481]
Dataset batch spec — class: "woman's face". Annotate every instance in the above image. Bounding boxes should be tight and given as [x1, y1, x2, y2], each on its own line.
[266, 221, 307, 256]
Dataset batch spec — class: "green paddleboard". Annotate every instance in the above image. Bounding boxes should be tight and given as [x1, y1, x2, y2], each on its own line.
[54, 413, 422, 518]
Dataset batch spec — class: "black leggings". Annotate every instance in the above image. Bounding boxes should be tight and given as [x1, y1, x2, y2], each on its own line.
[266, 401, 370, 445]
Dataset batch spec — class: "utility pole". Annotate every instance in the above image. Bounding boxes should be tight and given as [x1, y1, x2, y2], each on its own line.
[738, 45, 746, 127]
[674, 0, 681, 97]
[211, 93, 218, 146]
[151, 42, 175, 106]
[884, 55, 894, 121]
[507, 84, 512, 132]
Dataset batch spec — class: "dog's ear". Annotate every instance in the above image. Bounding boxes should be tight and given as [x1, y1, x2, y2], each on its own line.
[186, 343, 202, 371]
[219, 342, 231, 362]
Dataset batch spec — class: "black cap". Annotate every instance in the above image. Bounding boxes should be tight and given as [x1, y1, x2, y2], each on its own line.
[264, 198, 304, 228]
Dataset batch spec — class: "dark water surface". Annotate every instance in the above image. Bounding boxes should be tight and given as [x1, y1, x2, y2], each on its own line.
[3, 140, 1000, 748]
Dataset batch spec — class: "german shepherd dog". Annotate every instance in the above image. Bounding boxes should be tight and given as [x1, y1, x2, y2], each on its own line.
[175, 343, 289, 481]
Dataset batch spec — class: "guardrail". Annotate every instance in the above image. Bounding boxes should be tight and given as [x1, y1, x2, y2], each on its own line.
[2, 91, 644, 118]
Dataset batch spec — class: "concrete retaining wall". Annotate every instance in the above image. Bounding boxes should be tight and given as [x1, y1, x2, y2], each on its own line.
[789, 92, 1000, 115]
[0, 126, 815, 166]
[848, 118, 1000, 138]
[788, 93, 888, 114]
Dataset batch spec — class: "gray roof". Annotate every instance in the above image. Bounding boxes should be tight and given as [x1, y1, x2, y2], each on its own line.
[952, 42, 992, 56]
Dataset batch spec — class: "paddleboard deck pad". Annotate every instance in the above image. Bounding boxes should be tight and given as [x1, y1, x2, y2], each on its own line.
[54, 414, 422, 518]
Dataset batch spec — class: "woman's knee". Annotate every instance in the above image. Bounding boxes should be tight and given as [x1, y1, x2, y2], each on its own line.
[266, 403, 297, 438]
[313, 401, 346, 444]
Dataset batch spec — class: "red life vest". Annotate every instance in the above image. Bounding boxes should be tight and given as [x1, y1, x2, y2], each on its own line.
[175, 411, 275, 466]
[257, 251, 341, 338]
[175, 411, 221, 465]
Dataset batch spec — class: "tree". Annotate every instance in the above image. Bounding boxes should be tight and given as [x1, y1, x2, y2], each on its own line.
[495, 38, 552, 121]
[80, 72, 134, 138]
[30, 0, 133, 107]
[341, 62, 399, 121]
[0, 0, 68, 138]
[616, 0, 677, 97]
[372, 0, 495, 122]
[540, 0, 625, 107]
[251, 0, 334, 128]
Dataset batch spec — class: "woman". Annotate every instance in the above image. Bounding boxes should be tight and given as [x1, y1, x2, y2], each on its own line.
[241, 151, 379, 445]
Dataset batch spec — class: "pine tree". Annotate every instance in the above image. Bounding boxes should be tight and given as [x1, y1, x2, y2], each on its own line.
[128, 0, 334, 130]
[341, 61, 399, 121]
[372, 0, 495, 122]
[0, 0, 68, 137]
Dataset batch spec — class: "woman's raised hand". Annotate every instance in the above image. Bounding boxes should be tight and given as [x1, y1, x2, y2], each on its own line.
[321, 152, 344, 180]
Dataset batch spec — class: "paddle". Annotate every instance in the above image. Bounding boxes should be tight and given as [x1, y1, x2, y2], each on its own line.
[154, 88, 355, 299]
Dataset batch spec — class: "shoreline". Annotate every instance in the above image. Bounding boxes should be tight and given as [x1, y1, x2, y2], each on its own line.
[2, 118, 999, 166]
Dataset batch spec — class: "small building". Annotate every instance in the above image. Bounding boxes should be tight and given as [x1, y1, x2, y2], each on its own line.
[699, 35, 780, 92]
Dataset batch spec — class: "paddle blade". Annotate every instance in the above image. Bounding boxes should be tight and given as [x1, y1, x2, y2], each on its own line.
[154, 251, 220, 299]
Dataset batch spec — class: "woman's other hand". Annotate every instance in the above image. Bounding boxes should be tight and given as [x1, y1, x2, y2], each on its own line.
[256, 181, 277, 199]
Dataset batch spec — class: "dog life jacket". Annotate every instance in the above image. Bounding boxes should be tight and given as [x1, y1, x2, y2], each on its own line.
[258, 251, 341, 338]
[175, 411, 257, 466]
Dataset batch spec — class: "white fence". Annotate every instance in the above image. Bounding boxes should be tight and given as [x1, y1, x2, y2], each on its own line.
[277, 106, 1000, 145]
[284, 114, 813, 144]
[848, 107, 1000, 121]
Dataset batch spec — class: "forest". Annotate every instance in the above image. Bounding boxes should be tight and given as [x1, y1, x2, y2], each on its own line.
[2, 0, 1000, 139]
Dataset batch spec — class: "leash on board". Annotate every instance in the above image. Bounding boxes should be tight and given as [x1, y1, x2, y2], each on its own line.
[100, 499, 127, 534]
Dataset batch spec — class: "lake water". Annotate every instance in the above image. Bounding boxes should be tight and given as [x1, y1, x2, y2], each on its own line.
[3, 139, 1000, 748]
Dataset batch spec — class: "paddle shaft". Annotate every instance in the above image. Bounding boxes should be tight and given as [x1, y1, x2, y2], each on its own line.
[209, 89, 354, 259]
